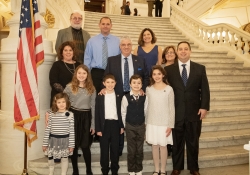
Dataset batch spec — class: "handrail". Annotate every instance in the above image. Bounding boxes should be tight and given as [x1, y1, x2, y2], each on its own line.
[170, 0, 250, 63]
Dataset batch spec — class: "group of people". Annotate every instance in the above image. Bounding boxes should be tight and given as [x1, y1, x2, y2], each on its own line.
[121, 1, 138, 16]
[147, 0, 164, 17]
[122, 0, 163, 17]
[42, 11, 210, 175]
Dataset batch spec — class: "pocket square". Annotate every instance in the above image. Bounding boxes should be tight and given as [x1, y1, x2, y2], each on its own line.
[138, 67, 142, 71]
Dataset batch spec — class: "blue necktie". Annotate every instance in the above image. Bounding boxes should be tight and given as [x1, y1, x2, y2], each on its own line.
[102, 37, 108, 69]
[182, 64, 187, 86]
[124, 58, 130, 92]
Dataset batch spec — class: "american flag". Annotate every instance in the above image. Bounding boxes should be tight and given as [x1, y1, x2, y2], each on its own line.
[14, 0, 44, 146]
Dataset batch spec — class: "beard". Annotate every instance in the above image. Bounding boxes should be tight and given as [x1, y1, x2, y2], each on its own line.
[71, 22, 82, 29]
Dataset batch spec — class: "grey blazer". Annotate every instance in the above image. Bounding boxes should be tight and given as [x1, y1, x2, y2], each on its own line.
[55, 26, 91, 54]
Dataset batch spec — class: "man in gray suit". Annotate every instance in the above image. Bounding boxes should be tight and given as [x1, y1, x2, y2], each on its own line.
[55, 11, 91, 63]
[147, 0, 155, 17]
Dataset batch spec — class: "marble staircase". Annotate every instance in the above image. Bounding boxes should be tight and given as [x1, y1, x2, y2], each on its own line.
[28, 12, 250, 174]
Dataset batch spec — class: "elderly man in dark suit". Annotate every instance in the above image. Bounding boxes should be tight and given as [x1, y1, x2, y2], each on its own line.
[165, 41, 210, 175]
[104, 36, 149, 96]
[55, 11, 90, 63]
[103, 35, 149, 156]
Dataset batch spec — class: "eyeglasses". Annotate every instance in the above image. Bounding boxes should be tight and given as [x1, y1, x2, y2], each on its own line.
[166, 52, 175, 55]
[71, 17, 83, 21]
[121, 44, 132, 47]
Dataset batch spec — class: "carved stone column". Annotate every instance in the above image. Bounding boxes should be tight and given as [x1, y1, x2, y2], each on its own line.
[162, 0, 170, 17]
[0, 0, 56, 173]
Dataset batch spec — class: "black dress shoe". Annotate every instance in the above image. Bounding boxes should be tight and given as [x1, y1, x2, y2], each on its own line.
[190, 170, 200, 175]
[171, 170, 181, 175]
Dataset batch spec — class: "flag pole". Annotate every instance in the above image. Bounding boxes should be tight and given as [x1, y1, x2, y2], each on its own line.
[22, 133, 28, 175]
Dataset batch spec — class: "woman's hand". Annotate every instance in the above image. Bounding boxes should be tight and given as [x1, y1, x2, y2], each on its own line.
[166, 128, 172, 137]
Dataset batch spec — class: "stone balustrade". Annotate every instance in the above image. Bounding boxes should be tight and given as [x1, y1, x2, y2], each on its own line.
[244, 141, 250, 175]
[170, 0, 250, 65]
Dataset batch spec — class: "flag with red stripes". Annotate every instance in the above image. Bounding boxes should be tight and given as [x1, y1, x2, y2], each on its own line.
[14, 0, 44, 146]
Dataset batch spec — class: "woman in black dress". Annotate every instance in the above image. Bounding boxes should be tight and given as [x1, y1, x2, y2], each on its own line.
[49, 41, 81, 106]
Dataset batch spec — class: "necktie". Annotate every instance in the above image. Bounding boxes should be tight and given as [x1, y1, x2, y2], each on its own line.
[134, 95, 139, 102]
[124, 58, 130, 92]
[182, 64, 187, 86]
[102, 37, 108, 69]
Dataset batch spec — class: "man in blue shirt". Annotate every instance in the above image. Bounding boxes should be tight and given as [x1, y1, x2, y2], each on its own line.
[84, 16, 120, 93]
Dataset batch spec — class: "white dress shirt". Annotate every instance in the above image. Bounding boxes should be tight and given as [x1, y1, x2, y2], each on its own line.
[178, 59, 190, 78]
[104, 92, 118, 120]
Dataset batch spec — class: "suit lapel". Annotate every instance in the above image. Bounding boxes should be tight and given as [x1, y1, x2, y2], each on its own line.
[186, 61, 195, 88]
[66, 27, 73, 40]
[118, 55, 123, 85]
[132, 55, 138, 74]
[173, 62, 185, 88]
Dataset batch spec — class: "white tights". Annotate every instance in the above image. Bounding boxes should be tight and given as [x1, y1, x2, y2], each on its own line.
[152, 145, 168, 173]
[48, 158, 68, 175]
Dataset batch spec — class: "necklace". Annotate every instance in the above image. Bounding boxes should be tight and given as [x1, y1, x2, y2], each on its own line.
[64, 61, 75, 74]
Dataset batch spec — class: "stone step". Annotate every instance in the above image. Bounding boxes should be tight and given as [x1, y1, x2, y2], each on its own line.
[28, 145, 248, 175]
[202, 115, 250, 132]
[200, 128, 250, 148]
[209, 95, 250, 106]
[86, 28, 183, 35]
[210, 87, 250, 96]
[85, 24, 176, 30]
[205, 68, 250, 74]
[207, 104, 250, 118]
[191, 56, 236, 61]
[27, 164, 249, 175]
[86, 31, 186, 39]
[208, 80, 250, 87]
[207, 75, 250, 82]
[85, 12, 171, 21]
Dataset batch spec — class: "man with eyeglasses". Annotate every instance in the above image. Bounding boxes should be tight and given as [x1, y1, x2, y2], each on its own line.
[55, 11, 90, 63]
[104, 35, 149, 103]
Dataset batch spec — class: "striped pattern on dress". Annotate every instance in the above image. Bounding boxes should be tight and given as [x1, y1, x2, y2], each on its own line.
[43, 111, 75, 148]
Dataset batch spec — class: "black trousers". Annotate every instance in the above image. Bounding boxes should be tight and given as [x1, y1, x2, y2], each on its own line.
[126, 122, 145, 172]
[100, 120, 120, 174]
[172, 120, 202, 171]
[91, 68, 105, 142]
[155, 1, 163, 17]
[91, 68, 105, 94]
[71, 147, 92, 175]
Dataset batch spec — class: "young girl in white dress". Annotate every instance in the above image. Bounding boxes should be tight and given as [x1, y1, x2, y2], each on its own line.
[42, 92, 75, 175]
[146, 65, 175, 175]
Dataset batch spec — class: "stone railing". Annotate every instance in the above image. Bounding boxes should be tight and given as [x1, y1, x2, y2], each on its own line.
[244, 142, 250, 175]
[170, 0, 250, 65]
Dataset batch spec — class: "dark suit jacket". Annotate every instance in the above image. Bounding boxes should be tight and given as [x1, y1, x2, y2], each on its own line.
[55, 26, 91, 53]
[165, 60, 210, 122]
[124, 5, 131, 15]
[95, 94, 124, 133]
[104, 54, 149, 96]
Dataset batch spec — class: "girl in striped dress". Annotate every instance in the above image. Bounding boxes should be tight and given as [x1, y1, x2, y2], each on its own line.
[42, 92, 75, 175]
